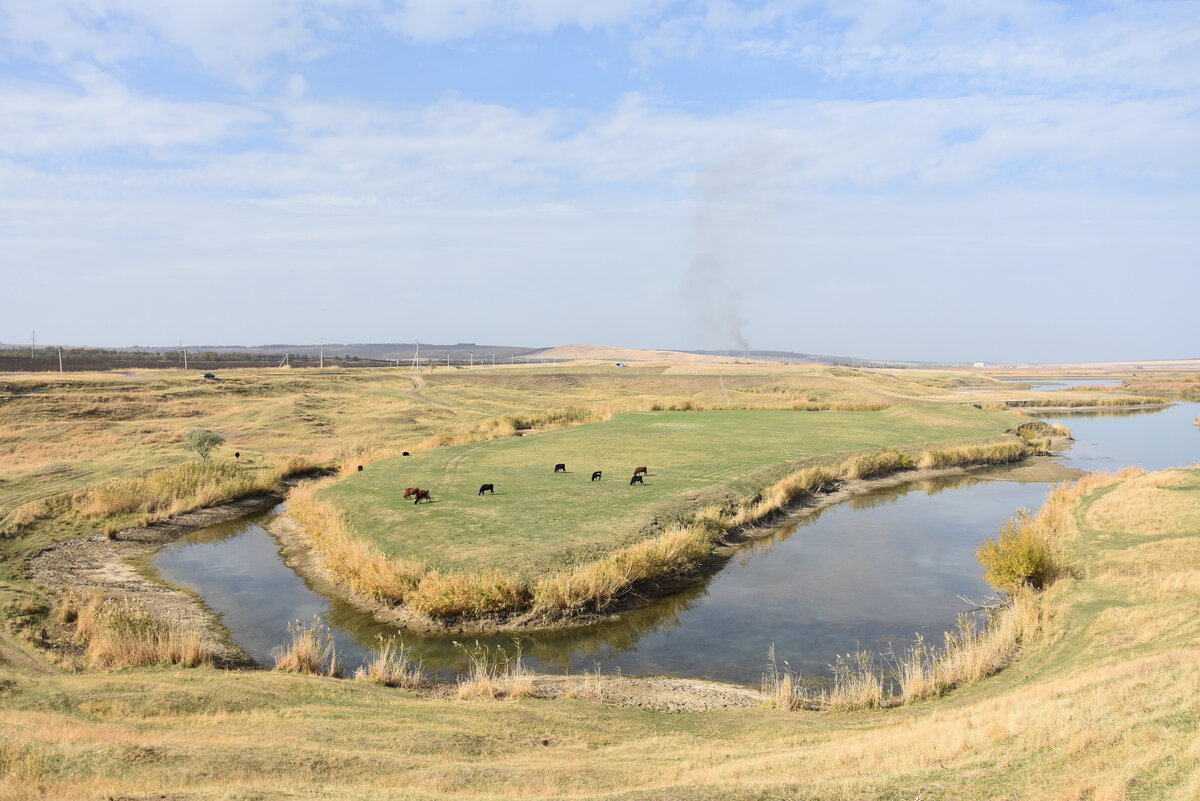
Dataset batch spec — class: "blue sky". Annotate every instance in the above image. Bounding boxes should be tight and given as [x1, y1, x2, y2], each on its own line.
[2, 0, 1198, 362]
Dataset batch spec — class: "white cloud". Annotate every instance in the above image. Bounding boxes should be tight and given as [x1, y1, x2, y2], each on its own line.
[383, 0, 666, 42]
[0, 0, 371, 88]
[0, 64, 267, 156]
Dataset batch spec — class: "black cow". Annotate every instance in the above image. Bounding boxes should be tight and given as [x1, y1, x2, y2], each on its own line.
[554, 463, 566, 473]
[630, 474, 644, 485]
[402, 451, 410, 456]
[234, 452, 240, 459]
[478, 483, 495, 495]
[357, 465, 363, 472]
[971, 404, 982, 410]
[591, 471, 602, 481]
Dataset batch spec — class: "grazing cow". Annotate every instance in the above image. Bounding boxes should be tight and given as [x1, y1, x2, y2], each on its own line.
[234, 452, 240, 459]
[357, 465, 363, 472]
[591, 471, 602, 481]
[630, 474, 644, 485]
[971, 404, 982, 410]
[403, 487, 420, 500]
[402, 451, 410, 456]
[414, 489, 431, 504]
[478, 483, 495, 495]
[633, 466, 648, 477]
[554, 463, 566, 473]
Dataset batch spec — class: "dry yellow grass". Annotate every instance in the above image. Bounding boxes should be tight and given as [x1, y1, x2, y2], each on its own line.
[273, 617, 341, 676]
[354, 635, 425, 688]
[64, 591, 214, 670]
[286, 478, 421, 603]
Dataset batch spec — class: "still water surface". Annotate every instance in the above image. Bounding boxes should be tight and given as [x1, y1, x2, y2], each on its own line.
[154, 401, 1200, 685]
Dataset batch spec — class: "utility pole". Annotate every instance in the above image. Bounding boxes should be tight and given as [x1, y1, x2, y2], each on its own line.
[410, 340, 420, 374]
[181, 340, 187, 370]
[446, 353, 450, 368]
[319, 338, 324, 369]
[470, 352, 473, 369]
[58, 348, 63, 373]
[31, 331, 34, 362]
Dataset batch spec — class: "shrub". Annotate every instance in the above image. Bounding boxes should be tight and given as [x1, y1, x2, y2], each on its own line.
[183, 428, 225, 461]
[976, 508, 1056, 594]
[842, 448, 911, 479]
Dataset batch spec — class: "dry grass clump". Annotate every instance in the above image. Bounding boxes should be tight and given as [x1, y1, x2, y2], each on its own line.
[841, 448, 912, 479]
[532, 523, 716, 615]
[67, 592, 213, 670]
[1003, 396, 1170, 408]
[917, 440, 1027, 470]
[825, 650, 886, 711]
[4, 499, 47, 533]
[896, 590, 1044, 703]
[454, 640, 535, 700]
[274, 617, 341, 676]
[418, 407, 613, 449]
[407, 570, 531, 618]
[730, 466, 838, 528]
[281, 453, 331, 476]
[354, 634, 424, 688]
[762, 642, 806, 711]
[287, 479, 421, 603]
[1015, 420, 1073, 440]
[74, 461, 279, 524]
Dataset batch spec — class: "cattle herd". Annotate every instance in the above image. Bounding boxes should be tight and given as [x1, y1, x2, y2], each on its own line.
[397, 464, 651, 505]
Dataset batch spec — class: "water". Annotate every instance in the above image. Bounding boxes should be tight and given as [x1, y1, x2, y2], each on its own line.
[1000, 377, 1123, 392]
[152, 401, 1200, 685]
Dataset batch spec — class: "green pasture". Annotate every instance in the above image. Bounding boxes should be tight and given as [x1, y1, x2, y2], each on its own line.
[320, 405, 1015, 579]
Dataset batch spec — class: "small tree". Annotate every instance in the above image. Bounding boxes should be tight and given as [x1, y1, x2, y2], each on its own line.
[183, 428, 225, 461]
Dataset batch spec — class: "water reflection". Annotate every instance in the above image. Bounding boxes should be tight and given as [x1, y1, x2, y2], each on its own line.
[152, 401, 1200, 686]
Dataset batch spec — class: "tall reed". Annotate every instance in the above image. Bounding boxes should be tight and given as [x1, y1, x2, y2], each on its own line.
[274, 617, 341, 677]
[354, 634, 424, 688]
[454, 640, 535, 700]
[69, 593, 214, 670]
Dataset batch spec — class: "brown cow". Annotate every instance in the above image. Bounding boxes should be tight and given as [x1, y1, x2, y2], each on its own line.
[633, 466, 648, 476]
[403, 487, 420, 499]
[413, 489, 431, 504]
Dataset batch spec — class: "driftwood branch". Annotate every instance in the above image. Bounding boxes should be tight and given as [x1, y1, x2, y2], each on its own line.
[956, 594, 1005, 612]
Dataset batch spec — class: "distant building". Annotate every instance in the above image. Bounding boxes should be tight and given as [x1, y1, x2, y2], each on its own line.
[973, 362, 985, 368]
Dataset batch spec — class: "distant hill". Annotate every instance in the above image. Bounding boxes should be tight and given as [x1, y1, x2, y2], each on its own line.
[684, 349, 967, 368]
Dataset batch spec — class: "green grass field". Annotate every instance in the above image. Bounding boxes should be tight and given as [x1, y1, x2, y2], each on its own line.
[320, 405, 1016, 579]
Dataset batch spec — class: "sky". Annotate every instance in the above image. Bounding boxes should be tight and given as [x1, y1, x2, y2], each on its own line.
[2, 0, 1198, 363]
